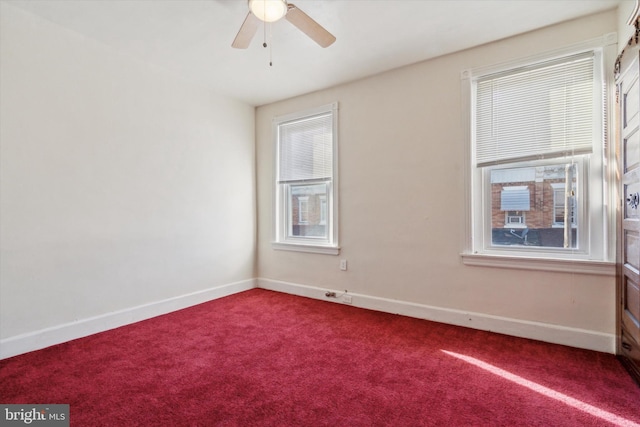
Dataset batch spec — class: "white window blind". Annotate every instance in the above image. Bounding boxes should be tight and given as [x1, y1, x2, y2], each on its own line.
[278, 113, 333, 183]
[475, 52, 594, 167]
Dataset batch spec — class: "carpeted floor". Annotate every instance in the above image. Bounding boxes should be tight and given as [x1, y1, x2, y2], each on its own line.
[1, 289, 639, 426]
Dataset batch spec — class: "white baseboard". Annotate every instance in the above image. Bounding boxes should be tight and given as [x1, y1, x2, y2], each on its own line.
[0, 279, 256, 360]
[257, 278, 615, 354]
[2, 277, 615, 359]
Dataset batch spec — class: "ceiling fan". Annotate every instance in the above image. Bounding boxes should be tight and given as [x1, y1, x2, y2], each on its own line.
[232, 0, 336, 49]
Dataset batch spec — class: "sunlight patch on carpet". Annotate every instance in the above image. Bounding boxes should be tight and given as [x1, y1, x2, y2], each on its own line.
[441, 350, 640, 427]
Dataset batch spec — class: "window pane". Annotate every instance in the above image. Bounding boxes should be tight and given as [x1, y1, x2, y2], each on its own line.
[476, 53, 594, 166]
[288, 184, 328, 239]
[490, 163, 578, 249]
[298, 197, 309, 224]
[279, 113, 333, 182]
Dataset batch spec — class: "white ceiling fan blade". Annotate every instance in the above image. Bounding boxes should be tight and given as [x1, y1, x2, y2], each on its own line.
[232, 12, 261, 49]
[285, 3, 336, 48]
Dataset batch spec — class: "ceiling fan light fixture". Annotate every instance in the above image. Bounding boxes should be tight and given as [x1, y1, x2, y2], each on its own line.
[249, 0, 287, 23]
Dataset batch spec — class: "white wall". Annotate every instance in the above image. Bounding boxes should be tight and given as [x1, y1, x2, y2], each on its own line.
[618, 0, 638, 48]
[256, 10, 619, 351]
[0, 3, 256, 344]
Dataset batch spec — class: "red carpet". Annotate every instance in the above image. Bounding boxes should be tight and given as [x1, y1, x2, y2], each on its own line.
[1, 289, 639, 426]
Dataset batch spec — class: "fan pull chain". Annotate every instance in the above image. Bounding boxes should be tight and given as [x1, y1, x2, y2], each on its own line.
[269, 23, 273, 66]
[262, 0, 267, 48]
[261, 21, 273, 66]
[262, 17, 267, 48]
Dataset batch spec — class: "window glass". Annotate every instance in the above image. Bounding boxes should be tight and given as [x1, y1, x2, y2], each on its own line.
[274, 103, 338, 251]
[489, 163, 578, 249]
[288, 184, 328, 238]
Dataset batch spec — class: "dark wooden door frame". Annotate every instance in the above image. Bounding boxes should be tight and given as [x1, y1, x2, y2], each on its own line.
[615, 27, 640, 387]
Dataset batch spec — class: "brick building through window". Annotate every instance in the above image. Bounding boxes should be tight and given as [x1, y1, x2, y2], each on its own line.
[290, 184, 327, 238]
[490, 164, 577, 248]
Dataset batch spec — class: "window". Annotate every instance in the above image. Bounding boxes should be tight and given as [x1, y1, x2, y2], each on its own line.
[463, 37, 615, 267]
[297, 196, 309, 224]
[500, 186, 530, 228]
[319, 195, 327, 226]
[274, 103, 338, 254]
[489, 163, 581, 249]
[505, 211, 526, 226]
[551, 183, 577, 228]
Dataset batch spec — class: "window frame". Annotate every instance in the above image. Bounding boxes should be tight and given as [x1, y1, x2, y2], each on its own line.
[505, 211, 526, 228]
[272, 103, 339, 255]
[297, 196, 309, 225]
[460, 34, 617, 274]
[318, 195, 327, 226]
[551, 182, 577, 228]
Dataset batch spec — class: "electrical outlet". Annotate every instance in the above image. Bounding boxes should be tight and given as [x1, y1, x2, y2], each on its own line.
[340, 259, 348, 271]
[343, 295, 353, 304]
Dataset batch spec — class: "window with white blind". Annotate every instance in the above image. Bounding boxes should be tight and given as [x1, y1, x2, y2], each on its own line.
[273, 103, 338, 254]
[475, 52, 595, 168]
[463, 40, 613, 265]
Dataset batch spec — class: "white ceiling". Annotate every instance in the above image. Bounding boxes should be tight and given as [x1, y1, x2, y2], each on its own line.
[6, 0, 627, 106]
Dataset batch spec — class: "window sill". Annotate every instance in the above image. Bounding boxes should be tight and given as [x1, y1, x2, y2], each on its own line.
[461, 253, 615, 276]
[272, 242, 340, 255]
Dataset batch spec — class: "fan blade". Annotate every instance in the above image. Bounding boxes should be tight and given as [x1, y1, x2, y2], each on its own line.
[232, 12, 261, 49]
[285, 4, 336, 48]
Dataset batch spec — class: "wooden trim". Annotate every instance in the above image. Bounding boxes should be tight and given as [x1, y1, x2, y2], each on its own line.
[461, 253, 615, 276]
[615, 43, 640, 388]
[628, 1, 640, 27]
[615, 22, 640, 81]
[618, 355, 640, 387]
